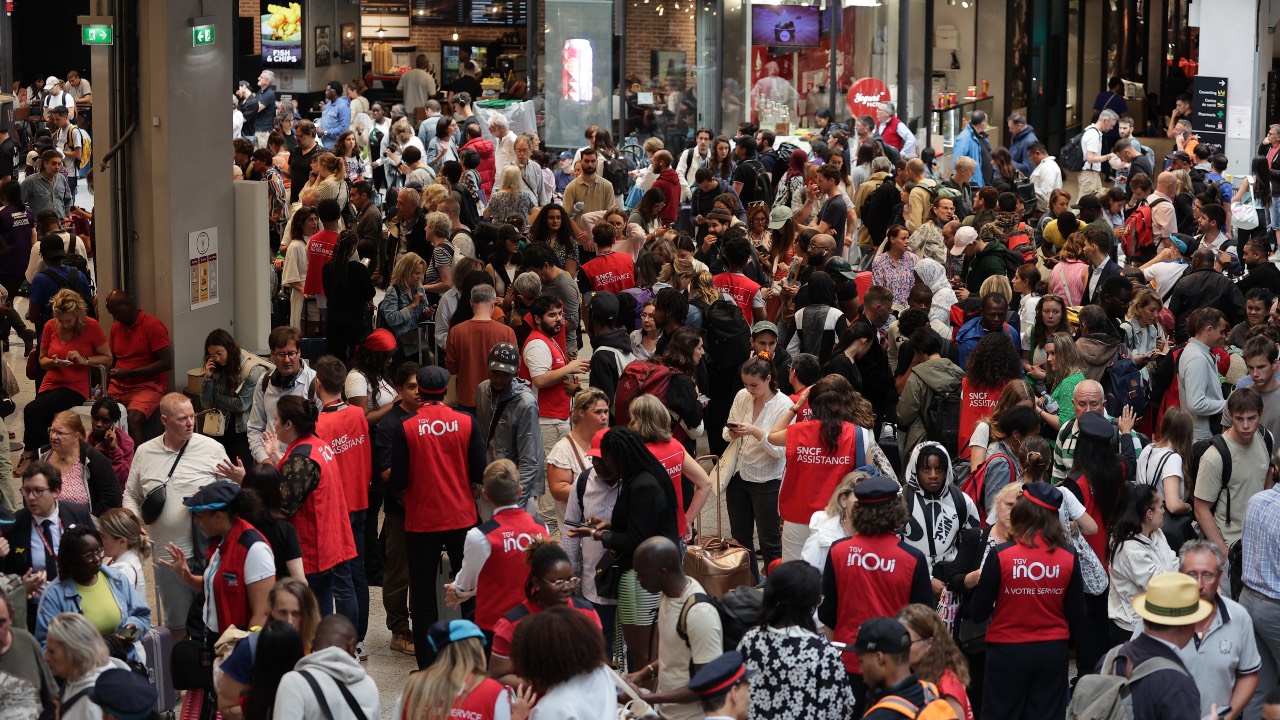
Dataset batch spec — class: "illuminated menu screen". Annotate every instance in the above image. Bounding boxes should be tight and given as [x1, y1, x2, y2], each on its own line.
[469, 0, 526, 25]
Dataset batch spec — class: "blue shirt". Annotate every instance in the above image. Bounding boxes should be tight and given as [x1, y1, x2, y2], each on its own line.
[1243, 485, 1280, 599]
[29, 264, 91, 330]
[319, 97, 351, 149]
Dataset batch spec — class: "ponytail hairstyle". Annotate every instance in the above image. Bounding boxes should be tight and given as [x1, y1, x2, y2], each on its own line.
[98, 507, 151, 560]
[1018, 435, 1052, 484]
[275, 395, 318, 436]
[739, 354, 777, 393]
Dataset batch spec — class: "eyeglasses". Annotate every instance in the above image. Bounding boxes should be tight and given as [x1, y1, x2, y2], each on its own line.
[272, 350, 299, 360]
[1184, 571, 1220, 581]
[48, 429, 70, 438]
[20, 487, 50, 497]
[542, 576, 581, 589]
[80, 547, 105, 561]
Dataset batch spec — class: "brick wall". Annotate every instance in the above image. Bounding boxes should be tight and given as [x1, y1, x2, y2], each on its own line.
[240, 0, 260, 54]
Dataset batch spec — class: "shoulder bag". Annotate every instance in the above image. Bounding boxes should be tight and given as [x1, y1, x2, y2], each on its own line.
[139, 440, 190, 524]
[1071, 526, 1110, 596]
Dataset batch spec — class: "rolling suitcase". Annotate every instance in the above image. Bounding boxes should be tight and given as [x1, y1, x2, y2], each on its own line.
[142, 591, 179, 718]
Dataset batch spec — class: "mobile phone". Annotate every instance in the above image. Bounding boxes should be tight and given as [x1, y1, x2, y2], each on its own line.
[727, 422, 744, 430]
[117, 625, 140, 642]
[563, 519, 590, 529]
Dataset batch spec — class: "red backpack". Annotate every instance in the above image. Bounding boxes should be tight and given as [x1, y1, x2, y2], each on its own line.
[614, 361, 675, 426]
[1117, 198, 1165, 262]
[959, 452, 1012, 526]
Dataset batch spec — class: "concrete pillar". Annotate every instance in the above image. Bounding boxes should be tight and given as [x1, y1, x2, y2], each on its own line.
[120, 0, 238, 379]
[1192, 0, 1274, 175]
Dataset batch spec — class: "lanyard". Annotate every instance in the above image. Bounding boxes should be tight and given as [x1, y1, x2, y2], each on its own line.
[36, 514, 61, 562]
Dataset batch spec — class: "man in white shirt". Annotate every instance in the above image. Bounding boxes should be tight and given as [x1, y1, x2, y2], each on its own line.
[1140, 235, 1192, 299]
[489, 113, 517, 171]
[1027, 142, 1063, 212]
[677, 128, 715, 188]
[1080, 109, 1119, 198]
[40, 77, 75, 123]
[123, 393, 229, 642]
[65, 71, 91, 107]
[632, 536, 723, 720]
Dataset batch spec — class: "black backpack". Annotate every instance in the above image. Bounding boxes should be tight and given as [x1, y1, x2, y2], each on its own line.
[739, 159, 772, 207]
[1189, 167, 1209, 195]
[758, 149, 782, 197]
[1187, 428, 1275, 526]
[40, 267, 96, 320]
[703, 298, 751, 370]
[919, 377, 962, 459]
[602, 153, 634, 194]
[1059, 128, 1092, 173]
[677, 587, 763, 654]
[860, 176, 900, 247]
[1101, 347, 1150, 418]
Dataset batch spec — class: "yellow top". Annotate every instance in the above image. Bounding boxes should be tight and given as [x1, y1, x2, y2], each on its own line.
[76, 572, 123, 634]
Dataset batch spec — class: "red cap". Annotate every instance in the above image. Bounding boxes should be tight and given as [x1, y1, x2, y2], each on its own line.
[587, 428, 609, 458]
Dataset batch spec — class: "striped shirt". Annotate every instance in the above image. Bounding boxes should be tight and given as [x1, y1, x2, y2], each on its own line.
[1051, 414, 1144, 485]
[1243, 486, 1280, 599]
[563, 469, 622, 605]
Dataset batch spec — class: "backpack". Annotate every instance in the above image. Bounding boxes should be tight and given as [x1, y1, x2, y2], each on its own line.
[860, 176, 899, 246]
[592, 345, 635, 384]
[739, 159, 772, 206]
[758, 149, 782, 197]
[340, 178, 358, 227]
[702, 298, 751, 370]
[1003, 227, 1035, 276]
[39, 266, 96, 320]
[1066, 646, 1189, 720]
[904, 485, 972, 536]
[601, 152, 633, 194]
[918, 375, 962, 459]
[1060, 128, 1091, 173]
[68, 124, 91, 172]
[1188, 167, 1209, 195]
[1117, 200, 1163, 263]
[865, 680, 959, 720]
[677, 587, 763, 654]
[959, 452, 1013, 524]
[614, 361, 675, 427]
[1187, 428, 1275, 526]
[1101, 348, 1149, 418]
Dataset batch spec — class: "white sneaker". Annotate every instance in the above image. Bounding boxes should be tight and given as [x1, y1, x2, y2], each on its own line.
[355, 641, 368, 661]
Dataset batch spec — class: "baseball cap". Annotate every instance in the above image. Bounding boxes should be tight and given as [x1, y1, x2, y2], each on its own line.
[825, 256, 857, 279]
[950, 226, 978, 256]
[588, 291, 620, 324]
[488, 342, 519, 375]
[768, 205, 794, 230]
[183, 480, 241, 513]
[849, 617, 912, 654]
[43, 76, 59, 91]
[1072, 194, 1102, 211]
[559, 150, 574, 160]
[39, 235, 66, 262]
[1168, 150, 1192, 164]
[1168, 233, 1191, 257]
[587, 427, 608, 458]
[427, 619, 487, 652]
[751, 321, 779, 337]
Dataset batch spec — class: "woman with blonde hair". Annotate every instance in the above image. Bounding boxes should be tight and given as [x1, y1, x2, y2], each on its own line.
[1048, 231, 1090, 306]
[484, 165, 536, 222]
[800, 469, 871, 573]
[689, 270, 720, 313]
[897, 603, 972, 719]
[378, 251, 428, 365]
[627, 393, 712, 542]
[396, 619, 530, 720]
[546, 388, 610, 524]
[302, 152, 350, 212]
[979, 274, 1013, 305]
[99, 507, 151, 596]
[20, 288, 112, 475]
[420, 182, 449, 213]
[44, 612, 122, 720]
[36, 409, 120, 515]
[1038, 331, 1088, 434]
[1121, 287, 1167, 381]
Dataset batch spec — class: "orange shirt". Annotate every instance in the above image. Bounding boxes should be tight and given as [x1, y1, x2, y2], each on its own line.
[41, 318, 107, 396]
[108, 310, 170, 394]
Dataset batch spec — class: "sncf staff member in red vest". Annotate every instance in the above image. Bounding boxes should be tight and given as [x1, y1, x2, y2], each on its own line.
[767, 374, 894, 561]
[578, 223, 636, 294]
[818, 472, 933, 715]
[445, 459, 548, 644]
[968, 482, 1086, 720]
[713, 237, 767, 323]
[388, 365, 486, 669]
[488, 539, 603, 685]
[260, 395, 358, 628]
[395, 619, 533, 720]
[310, 356, 373, 659]
[158, 480, 274, 636]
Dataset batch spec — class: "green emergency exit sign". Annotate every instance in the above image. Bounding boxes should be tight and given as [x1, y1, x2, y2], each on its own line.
[81, 25, 113, 45]
[192, 25, 215, 46]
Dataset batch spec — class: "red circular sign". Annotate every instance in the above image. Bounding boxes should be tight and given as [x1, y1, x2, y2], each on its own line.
[847, 77, 890, 119]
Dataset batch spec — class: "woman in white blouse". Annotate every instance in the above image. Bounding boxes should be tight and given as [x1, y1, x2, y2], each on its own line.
[1106, 483, 1178, 644]
[99, 507, 149, 597]
[546, 388, 610, 528]
[723, 354, 792, 577]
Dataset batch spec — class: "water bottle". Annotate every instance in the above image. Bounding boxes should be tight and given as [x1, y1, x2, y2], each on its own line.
[1038, 390, 1059, 415]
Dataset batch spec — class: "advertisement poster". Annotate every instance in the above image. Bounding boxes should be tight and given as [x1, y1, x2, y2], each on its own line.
[261, 1, 304, 68]
[750, 5, 820, 48]
[189, 228, 219, 310]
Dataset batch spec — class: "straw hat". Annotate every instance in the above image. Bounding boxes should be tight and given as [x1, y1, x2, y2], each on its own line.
[1131, 572, 1212, 626]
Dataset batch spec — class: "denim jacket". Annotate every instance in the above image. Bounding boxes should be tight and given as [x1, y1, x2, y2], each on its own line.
[36, 564, 151, 659]
[378, 284, 425, 338]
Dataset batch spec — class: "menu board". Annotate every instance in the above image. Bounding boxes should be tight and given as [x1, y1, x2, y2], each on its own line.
[262, 0, 304, 67]
[470, 0, 526, 25]
[411, 0, 463, 24]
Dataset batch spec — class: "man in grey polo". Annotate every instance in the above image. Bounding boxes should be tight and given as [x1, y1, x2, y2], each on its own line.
[1177, 540, 1260, 720]
[123, 393, 229, 642]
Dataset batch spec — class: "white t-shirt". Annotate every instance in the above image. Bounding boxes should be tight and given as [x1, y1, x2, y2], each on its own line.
[657, 579, 723, 720]
[1136, 445, 1185, 500]
[968, 421, 991, 451]
[203, 540, 275, 633]
[344, 370, 396, 410]
[547, 434, 589, 474]
[1081, 126, 1104, 171]
[1143, 262, 1188, 300]
[529, 666, 618, 720]
[1058, 487, 1087, 531]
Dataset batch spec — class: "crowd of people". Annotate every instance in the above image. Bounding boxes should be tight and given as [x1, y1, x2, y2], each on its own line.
[8, 66, 1280, 720]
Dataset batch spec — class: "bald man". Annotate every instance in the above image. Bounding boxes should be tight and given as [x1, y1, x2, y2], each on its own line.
[105, 289, 173, 442]
[274, 615, 379, 720]
[633, 537, 723, 720]
[1151, 172, 1179, 238]
[1167, 248, 1244, 344]
[1050, 379, 1142, 483]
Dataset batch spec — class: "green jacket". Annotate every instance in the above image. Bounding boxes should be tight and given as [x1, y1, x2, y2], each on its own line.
[896, 356, 966, 453]
[966, 237, 1008, 293]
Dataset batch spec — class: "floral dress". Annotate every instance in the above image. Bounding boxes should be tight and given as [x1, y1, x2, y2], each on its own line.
[737, 625, 854, 720]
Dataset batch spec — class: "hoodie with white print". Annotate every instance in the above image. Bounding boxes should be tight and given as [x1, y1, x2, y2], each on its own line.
[272, 646, 379, 720]
[901, 441, 980, 573]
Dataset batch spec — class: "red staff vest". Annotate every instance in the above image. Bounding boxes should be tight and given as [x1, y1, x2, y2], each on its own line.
[713, 272, 761, 321]
[519, 328, 571, 421]
[646, 439, 688, 537]
[303, 229, 338, 296]
[781, 420, 866, 524]
[828, 532, 926, 673]
[445, 677, 506, 720]
[399, 403, 479, 533]
[581, 251, 636, 294]
[984, 540, 1077, 644]
[474, 508, 548, 631]
[958, 379, 1007, 459]
[317, 403, 372, 513]
[279, 435, 356, 574]
[207, 518, 271, 632]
